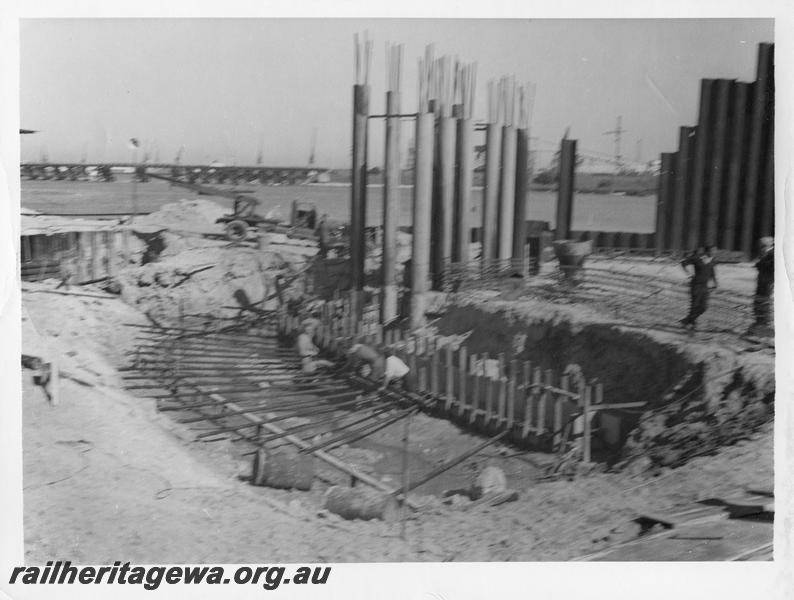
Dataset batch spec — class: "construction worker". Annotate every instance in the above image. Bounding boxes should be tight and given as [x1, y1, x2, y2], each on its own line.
[347, 343, 386, 381]
[315, 213, 330, 258]
[347, 343, 410, 390]
[295, 320, 333, 374]
[680, 246, 718, 330]
[749, 236, 774, 336]
[382, 349, 410, 391]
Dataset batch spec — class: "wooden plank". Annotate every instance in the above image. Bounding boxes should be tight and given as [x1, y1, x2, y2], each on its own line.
[76, 233, 89, 283]
[469, 354, 480, 425]
[430, 346, 440, 395]
[91, 231, 103, 279]
[536, 368, 548, 435]
[555, 374, 568, 449]
[583, 385, 592, 463]
[457, 346, 468, 417]
[506, 359, 517, 429]
[497, 353, 506, 424]
[484, 353, 493, 423]
[445, 345, 454, 411]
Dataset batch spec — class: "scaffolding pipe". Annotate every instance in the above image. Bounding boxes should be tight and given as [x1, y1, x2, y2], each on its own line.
[482, 123, 502, 263]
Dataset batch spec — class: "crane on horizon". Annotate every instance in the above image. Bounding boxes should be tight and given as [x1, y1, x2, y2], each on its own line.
[603, 116, 626, 173]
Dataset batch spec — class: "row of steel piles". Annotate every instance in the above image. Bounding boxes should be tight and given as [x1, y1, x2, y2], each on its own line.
[480, 78, 536, 268]
[655, 42, 774, 257]
[407, 48, 481, 328]
[351, 38, 538, 329]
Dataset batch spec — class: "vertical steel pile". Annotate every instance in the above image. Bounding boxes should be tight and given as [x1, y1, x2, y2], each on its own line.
[411, 48, 436, 328]
[555, 138, 577, 240]
[655, 42, 774, 257]
[512, 84, 535, 264]
[481, 80, 503, 266]
[655, 152, 676, 254]
[351, 33, 372, 294]
[453, 63, 476, 265]
[430, 56, 456, 290]
[497, 77, 517, 262]
[381, 43, 403, 324]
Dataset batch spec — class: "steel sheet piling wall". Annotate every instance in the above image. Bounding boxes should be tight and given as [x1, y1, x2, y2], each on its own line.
[704, 78, 732, 247]
[498, 125, 517, 260]
[687, 78, 715, 251]
[411, 112, 435, 329]
[512, 128, 529, 260]
[351, 84, 369, 293]
[454, 117, 474, 263]
[722, 81, 750, 250]
[670, 126, 695, 253]
[741, 43, 773, 256]
[382, 90, 401, 323]
[756, 44, 775, 243]
[482, 124, 502, 263]
[655, 153, 676, 254]
[555, 139, 576, 240]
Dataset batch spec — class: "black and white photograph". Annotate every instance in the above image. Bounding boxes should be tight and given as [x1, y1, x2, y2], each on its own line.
[1, 5, 792, 599]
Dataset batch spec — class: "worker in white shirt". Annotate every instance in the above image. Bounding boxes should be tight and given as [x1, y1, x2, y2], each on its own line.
[347, 343, 410, 390]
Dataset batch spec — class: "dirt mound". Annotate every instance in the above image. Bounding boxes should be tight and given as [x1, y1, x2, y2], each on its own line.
[116, 244, 304, 323]
[135, 198, 228, 235]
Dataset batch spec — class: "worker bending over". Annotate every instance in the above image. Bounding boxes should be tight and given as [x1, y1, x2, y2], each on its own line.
[296, 321, 334, 374]
[347, 343, 410, 390]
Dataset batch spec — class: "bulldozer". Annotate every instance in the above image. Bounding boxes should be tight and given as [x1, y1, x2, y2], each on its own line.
[216, 195, 280, 242]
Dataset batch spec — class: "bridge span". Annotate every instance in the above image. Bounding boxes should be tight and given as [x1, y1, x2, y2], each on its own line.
[20, 163, 329, 185]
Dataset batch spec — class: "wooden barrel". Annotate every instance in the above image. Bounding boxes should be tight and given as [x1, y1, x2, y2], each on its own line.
[322, 486, 401, 522]
[251, 447, 315, 491]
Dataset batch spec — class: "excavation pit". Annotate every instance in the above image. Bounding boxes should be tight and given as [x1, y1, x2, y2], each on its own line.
[433, 305, 774, 468]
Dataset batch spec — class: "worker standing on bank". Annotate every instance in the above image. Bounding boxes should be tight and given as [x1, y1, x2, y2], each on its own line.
[315, 213, 330, 258]
[749, 236, 774, 337]
[680, 246, 718, 330]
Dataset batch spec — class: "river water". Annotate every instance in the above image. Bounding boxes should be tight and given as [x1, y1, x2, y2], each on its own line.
[21, 178, 657, 233]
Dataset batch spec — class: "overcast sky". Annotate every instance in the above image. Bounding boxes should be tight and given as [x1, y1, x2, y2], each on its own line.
[20, 18, 773, 168]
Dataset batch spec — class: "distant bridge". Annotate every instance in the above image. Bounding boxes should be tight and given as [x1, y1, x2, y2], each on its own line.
[20, 163, 329, 185]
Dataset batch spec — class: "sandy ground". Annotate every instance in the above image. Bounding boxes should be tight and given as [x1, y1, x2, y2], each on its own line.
[21, 283, 774, 562]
